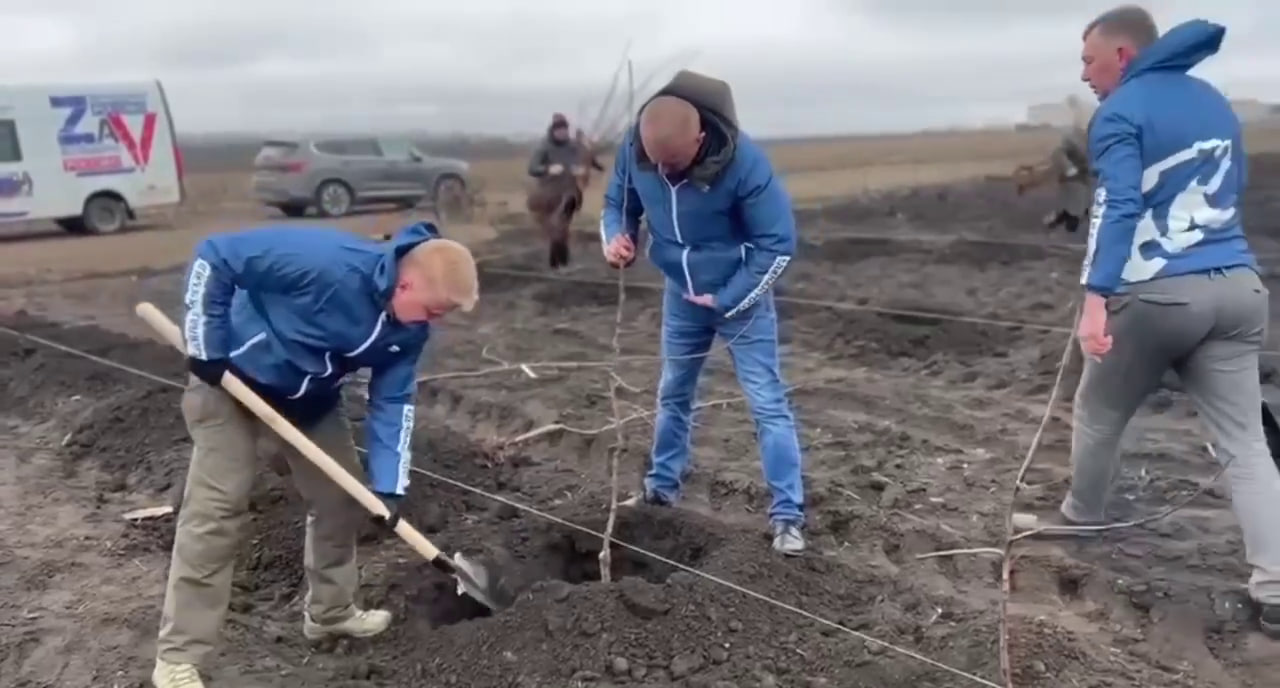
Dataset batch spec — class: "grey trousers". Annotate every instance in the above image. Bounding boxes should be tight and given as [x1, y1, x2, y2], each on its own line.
[156, 377, 368, 666]
[1063, 266, 1280, 604]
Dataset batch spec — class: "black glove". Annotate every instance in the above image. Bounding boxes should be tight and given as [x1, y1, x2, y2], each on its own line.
[372, 492, 402, 529]
[187, 357, 229, 387]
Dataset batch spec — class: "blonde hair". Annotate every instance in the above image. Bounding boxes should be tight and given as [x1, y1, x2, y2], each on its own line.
[401, 239, 479, 312]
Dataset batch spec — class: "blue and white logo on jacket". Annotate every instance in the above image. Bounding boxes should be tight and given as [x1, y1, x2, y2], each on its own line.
[1122, 139, 1237, 283]
[1078, 18, 1257, 295]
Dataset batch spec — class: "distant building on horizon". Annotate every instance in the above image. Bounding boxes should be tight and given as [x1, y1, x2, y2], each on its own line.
[1024, 96, 1095, 129]
[1025, 102, 1080, 128]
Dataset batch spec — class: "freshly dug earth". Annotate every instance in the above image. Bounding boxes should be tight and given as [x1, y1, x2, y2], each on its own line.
[3, 155, 1280, 688]
[0, 315, 1002, 688]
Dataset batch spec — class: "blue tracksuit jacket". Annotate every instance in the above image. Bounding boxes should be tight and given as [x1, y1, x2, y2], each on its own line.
[181, 222, 440, 496]
[599, 128, 795, 319]
[1082, 19, 1256, 295]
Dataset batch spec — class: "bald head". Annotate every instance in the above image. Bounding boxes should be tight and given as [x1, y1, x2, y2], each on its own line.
[638, 95, 704, 172]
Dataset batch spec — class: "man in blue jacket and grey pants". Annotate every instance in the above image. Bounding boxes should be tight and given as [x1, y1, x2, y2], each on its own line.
[599, 69, 805, 556]
[1022, 6, 1280, 638]
[152, 222, 479, 687]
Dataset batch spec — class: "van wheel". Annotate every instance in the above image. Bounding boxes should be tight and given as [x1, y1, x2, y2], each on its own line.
[82, 196, 128, 234]
[315, 181, 353, 217]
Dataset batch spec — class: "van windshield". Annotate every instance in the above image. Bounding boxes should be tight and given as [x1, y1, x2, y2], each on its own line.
[0, 120, 21, 163]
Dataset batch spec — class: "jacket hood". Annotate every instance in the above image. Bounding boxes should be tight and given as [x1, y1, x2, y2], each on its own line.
[545, 125, 572, 143]
[1122, 19, 1225, 85]
[632, 69, 740, 188]
[372, 221, 442, 302]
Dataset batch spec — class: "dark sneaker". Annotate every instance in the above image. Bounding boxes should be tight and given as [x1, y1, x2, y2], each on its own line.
[771, 521, 805, 556]
[1061, 213, 1081, 233]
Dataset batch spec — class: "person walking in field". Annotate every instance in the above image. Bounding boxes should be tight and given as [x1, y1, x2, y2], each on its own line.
[525, 112, 604, 269]
[1014, 95, 1094, 234]
[599, 69, 806, 555]
[1020, 5, 1280, 638]
[1042, 95, 1095, 234]
[152, 221, 479, 687]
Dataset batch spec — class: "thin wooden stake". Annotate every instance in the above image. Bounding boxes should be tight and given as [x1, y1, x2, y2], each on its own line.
[599, 58, 636, 583]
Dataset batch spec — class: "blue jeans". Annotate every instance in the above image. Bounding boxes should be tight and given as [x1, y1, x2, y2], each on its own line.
[643, 284, 805, 524]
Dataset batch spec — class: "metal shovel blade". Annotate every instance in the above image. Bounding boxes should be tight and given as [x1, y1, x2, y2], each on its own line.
[450, 552, 509, 612]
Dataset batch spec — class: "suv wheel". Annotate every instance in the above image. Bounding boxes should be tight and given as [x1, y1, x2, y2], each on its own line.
[434, 175, 465, 204]
[316, 181, 353, 217]
[433, 175, 470, 222]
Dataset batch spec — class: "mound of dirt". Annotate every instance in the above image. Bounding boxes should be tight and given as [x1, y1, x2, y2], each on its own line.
[0, 314, 1009, 687]
[1, 310, 192, 499]
[359, 503, 1000, 688]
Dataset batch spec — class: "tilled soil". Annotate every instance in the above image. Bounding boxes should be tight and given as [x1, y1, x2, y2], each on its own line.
[4, 157, 1280, 687]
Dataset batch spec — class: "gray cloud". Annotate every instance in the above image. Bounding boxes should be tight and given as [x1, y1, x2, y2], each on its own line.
[0, 0, 1275, 137]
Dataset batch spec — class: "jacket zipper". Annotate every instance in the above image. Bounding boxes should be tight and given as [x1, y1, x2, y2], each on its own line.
[662, 173, 693, 293]
[287, 311, 388, 399]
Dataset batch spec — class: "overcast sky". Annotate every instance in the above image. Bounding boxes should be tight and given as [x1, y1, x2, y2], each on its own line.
[1, 0, 1276, 138]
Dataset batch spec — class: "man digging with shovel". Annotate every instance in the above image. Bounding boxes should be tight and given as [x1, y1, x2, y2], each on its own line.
[151, 221, 479, 688]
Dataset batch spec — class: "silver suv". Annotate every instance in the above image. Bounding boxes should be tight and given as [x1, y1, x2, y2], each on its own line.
[251, 136, 470, 218]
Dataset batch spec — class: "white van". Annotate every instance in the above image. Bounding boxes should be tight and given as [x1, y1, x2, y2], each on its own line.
[0, 79, 185, 234]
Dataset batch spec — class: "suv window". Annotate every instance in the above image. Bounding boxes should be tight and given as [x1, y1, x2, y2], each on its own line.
[254, 140, 299, 165]
[313, 138, 383, 157]
[345, 138, 383, 156]
[379, 139, 417, 160]
[0, 120, 21, 163]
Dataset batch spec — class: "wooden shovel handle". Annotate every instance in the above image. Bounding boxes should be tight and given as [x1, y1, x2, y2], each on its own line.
[134, 301, 444, 561]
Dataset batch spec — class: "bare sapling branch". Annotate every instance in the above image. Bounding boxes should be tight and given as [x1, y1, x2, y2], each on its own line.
[600, 59, 636, 583]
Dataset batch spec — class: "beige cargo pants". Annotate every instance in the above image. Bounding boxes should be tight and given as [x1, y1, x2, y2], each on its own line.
[155, 376, 367, 666]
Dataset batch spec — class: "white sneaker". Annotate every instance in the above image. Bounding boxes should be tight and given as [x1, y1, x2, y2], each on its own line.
[303, 607, 392, 640]
[152, 659, 205, 688]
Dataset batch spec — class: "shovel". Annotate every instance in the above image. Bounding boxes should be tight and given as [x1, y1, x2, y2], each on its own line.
[134, 301, 508, 613]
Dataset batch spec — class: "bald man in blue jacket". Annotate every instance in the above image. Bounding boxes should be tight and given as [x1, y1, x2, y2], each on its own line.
[600, 70, 805, 556]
